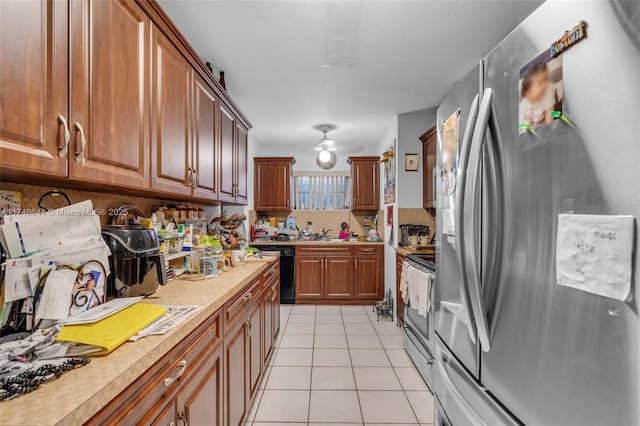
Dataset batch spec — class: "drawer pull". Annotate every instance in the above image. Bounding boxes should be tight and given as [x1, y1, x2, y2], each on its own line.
[170, 422, 176, 426]
[271, 286, 278, 302]
[57, 115, 70, 157]
[163, 360, 187, 387]
[243, 293, 252, 303]
[245, 319, 251, 341]
[178, 409, 188, 426]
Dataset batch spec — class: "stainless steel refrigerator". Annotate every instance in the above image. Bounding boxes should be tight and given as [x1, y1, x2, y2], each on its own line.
[433, 1, 640, 424]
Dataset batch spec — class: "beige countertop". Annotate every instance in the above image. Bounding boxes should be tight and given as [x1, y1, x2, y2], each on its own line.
[250, 240, 384, 246]
[396, 245, 436, 256]
[1, 257, 277, 426]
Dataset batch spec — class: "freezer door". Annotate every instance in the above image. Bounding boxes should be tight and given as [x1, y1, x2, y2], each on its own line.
[435, 64, 482, 378]
[433, 336, 519, 426]
[479, 1, 640, 424]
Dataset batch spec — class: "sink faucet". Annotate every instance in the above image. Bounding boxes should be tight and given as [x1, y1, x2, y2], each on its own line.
[320, 229, 333, 239]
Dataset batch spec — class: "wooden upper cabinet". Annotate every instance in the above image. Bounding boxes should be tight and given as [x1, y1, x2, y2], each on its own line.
[420, 126, 437, 210]
[151, 27, 192, 196]
[192, 74, 218, 201]
[218, 104, 236, 203]
[235, 123, 249, 205]
[254, 157, 295, 211]
[68, 0, 150, 188]
[0, 0, 68, 178]
[348, 156, 380, 211]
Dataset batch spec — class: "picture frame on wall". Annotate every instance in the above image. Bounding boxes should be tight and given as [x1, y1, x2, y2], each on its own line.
[405, 153, 419, 171]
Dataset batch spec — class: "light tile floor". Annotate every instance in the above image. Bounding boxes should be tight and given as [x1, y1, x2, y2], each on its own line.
[247, 304, 434, 425]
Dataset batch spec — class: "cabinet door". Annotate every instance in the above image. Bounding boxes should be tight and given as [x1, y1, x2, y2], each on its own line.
[355, 255, 383, 299]
[235, 123, 249, 205]
[421, 126, 437, 209]
[151, 400, 176, 426]
[177, 345, 223, 426]
[262, 279, 274, 363]
[69, 0, 150, 188]
[247, 301, 262, 400]
[218, 104, 236, 203]
[225, 319, 248, 426]
[192, 74, 218, 201]
[254, 159, 292, 211]
[325, 256, 354, 298]
[295, 257, 324, 299]
[271, 277, 281, 341]
[0, 0, 68, 178]
[351, 158, 380, 211]
[151, 27, 192, 196]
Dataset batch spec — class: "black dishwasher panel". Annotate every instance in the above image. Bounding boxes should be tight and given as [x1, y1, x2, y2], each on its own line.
[251, 245, 295, 304]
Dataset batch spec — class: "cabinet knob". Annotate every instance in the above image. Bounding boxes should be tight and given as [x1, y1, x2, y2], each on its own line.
[73, 122, 87, 163]
[163, 360, 187, 387]
[57, 115, 70, 157]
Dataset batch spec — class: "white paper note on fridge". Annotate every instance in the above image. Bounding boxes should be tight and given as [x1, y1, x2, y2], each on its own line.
[556, 214, 634, 301]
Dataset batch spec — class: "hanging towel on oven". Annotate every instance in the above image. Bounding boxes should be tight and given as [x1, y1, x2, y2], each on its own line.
[407, 265, 433, 318]
[400, 261, 410, 303]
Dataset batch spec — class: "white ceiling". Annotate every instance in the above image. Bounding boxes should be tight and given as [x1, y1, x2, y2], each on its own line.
[159, 0, 543, 151]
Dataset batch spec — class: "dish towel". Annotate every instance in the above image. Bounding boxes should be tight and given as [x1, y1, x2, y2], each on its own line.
[400, 261, 410, 303]
[407, 266, 433, 318]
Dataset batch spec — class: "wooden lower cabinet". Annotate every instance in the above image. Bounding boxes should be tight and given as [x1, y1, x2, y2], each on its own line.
[354, 255, 383, 298]
[396, 253, 407, 324]
[247, 301, 262, 401]
[225, 316, 249, 426]
[296, 245, 383, 303]
[88, 264, 280, 426]
[325, 257, 354, 298]
[296, 256, 324, 299]
[262, 273, 279, 363]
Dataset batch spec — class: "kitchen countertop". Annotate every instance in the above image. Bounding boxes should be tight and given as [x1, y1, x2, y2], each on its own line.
[396, 245, 436, 256]
[1, 257, 278, 426]
[251, 240, 385, 246]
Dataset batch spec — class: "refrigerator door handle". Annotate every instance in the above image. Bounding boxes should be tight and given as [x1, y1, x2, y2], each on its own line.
[465, 88, 494, 352]
[454, 94, 481, 344]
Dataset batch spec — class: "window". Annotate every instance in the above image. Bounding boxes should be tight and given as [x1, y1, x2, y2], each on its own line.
[293, 172, 351, 210]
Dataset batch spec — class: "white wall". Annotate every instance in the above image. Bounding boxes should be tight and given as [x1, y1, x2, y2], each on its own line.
[379, 109, 436, 315]
[377, 116, 399, 301]
[397, 109, 437, 208]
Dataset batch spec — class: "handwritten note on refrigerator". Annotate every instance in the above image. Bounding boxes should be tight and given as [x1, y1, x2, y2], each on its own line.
[556, 214, 634, 301]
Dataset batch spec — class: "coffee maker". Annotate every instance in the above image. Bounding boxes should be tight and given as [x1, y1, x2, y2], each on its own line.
[102, 225, 167, 298]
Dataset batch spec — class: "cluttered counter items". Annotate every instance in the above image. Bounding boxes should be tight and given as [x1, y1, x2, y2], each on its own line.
[0, 258, 277, 426]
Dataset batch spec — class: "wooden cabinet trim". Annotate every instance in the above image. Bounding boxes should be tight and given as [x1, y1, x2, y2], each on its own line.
[87, 310, 220, 425]
[223, 277, 261, 336]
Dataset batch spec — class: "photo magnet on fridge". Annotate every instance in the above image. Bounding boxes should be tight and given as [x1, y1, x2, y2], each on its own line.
[518, 51, 564, 134]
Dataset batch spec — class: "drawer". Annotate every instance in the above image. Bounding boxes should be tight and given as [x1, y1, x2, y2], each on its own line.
[223, 276, 261, 335]
[296, 245, 353, 256]
[263, 261, 279, 280]
[355, 245, 383, 255]
[87, 310, 221, 426]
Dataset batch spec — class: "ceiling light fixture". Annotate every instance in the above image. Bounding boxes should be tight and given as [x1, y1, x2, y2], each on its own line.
[314, 124, 338, 170]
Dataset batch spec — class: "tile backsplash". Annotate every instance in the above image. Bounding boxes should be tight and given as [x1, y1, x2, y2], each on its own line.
[249, 210, 384, 238]
[0, 182, 220, 225]
[398, 208, 435, 234]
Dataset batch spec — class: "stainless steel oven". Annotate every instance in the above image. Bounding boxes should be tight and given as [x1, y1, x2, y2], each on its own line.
[403, 254, 436, 389]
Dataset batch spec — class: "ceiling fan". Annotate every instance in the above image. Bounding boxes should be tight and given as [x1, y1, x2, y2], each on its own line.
[314, 124, 338, 169]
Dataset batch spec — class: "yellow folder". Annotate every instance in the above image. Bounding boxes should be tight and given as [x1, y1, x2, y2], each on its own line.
[56, 303, 168, 356]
